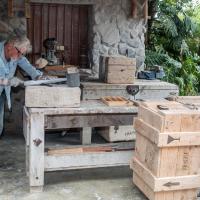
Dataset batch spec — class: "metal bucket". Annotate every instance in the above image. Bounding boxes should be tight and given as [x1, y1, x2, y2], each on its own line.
[66, 72, 80, 87]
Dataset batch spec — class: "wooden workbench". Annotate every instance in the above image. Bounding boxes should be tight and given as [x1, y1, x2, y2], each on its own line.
[23, 100, 138, 192]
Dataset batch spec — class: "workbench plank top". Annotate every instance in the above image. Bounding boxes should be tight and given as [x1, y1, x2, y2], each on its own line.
[26, 100, 138, 115]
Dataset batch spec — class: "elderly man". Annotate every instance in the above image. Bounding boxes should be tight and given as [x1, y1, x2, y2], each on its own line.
[0, 35, 43, 137]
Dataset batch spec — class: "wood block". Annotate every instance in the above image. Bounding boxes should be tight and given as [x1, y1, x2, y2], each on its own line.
[101, 96, 133, 106]
[25, 85, 80, 107]
[105, 56, 136, 84]
[97, 125, 136, 142]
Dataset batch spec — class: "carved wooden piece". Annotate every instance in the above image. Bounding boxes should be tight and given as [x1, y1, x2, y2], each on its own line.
[101, 96, 133, 106]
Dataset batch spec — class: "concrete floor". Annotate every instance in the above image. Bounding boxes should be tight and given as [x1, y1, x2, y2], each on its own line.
[0, 134, 148, 200]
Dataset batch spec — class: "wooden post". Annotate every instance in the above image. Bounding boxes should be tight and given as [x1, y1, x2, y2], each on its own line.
[80, 127, 92, 145]
[29, 112, 44, 192]
[23, 107, 30, 176]
[144, 0, 148, 23]
[132, 0, 138, 18]
[8, 0, 14, 17]
[25, 0, 31, 18]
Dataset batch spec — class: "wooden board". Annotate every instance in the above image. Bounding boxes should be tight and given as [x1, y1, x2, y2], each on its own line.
[46, 144, 134, 156]
[133, 172, 198, 200]
[81, 81, 179, 102]
[101, 96, 134, 106]
[45, 114, 134, 129]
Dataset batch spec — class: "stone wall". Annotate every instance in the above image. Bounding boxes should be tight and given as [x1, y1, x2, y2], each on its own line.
[91, 0, 146, 77]
[0, 0, 27, 41]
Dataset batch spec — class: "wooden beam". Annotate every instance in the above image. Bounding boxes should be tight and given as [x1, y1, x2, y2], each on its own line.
[132, 0, 138, 18]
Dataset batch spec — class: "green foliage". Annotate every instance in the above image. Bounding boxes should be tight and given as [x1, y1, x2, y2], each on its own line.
[146, 0, 200, 96]
[163, 57, 200, 95]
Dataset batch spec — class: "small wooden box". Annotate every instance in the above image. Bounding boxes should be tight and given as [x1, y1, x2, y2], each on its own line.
[97, 125, 136, 142]
[131, 100, 200, 200]
[25, 85, 80, 108]
[105, 56, 136, 84]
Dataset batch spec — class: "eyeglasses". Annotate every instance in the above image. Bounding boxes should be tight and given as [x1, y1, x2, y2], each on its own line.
[14, 47, 24, 56]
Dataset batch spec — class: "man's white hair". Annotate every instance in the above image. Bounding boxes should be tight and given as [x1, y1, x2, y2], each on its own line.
[7, 35, 32, 54]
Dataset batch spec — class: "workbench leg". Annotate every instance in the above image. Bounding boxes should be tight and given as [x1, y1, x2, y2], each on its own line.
[80, 127, 92, 145]
[23, 107, 30, 177]
[29, 113, 45, 192]
[26, 145, 29, 176]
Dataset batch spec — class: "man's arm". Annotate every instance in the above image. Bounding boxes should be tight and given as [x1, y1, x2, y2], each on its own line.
[17, 56, 43, 80]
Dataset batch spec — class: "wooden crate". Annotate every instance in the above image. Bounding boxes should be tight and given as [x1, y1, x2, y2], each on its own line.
[97, 125, 136, 142]
[25, 85, 80, 107]
[131, 100, 200, 200]
[105, 56, 136, 84]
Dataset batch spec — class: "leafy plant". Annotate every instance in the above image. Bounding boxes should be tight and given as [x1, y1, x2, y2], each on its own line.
[145, 0, 200, 96]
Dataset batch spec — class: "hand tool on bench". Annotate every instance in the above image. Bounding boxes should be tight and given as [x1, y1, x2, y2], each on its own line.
[23, 78, 67, 86]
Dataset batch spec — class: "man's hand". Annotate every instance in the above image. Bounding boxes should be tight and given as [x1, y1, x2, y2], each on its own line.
[0, 78, 9, 86]
[9, 77, 24, 87]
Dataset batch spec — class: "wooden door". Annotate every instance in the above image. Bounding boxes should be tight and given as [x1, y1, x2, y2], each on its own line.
[27, 3, 90, 68]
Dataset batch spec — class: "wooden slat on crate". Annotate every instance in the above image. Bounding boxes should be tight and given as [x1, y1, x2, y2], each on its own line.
[106, 71, 135, 84]
[135, 118, 200, 147]
[133, 173, 197, 200]
[132, 157, 200, 192]
[138, 102, 200, 132]
[106, 56, 136, 66]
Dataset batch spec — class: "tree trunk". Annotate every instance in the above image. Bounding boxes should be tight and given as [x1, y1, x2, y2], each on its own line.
[146, 0, 159, 48]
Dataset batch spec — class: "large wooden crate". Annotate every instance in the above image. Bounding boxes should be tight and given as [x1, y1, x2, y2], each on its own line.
[131, 100, 200, 200]
[105, 56, 136, 84]
[25, 85, 80, 107]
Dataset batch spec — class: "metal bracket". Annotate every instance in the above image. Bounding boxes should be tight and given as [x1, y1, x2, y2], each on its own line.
[33, 138, 42, 147]
[126, 85, 139, 97]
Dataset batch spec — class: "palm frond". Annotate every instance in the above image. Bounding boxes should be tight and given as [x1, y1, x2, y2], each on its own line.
[161, 16, 178, 37]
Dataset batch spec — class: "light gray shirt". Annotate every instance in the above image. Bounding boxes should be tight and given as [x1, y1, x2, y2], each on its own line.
[0, 41, 42, 109]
